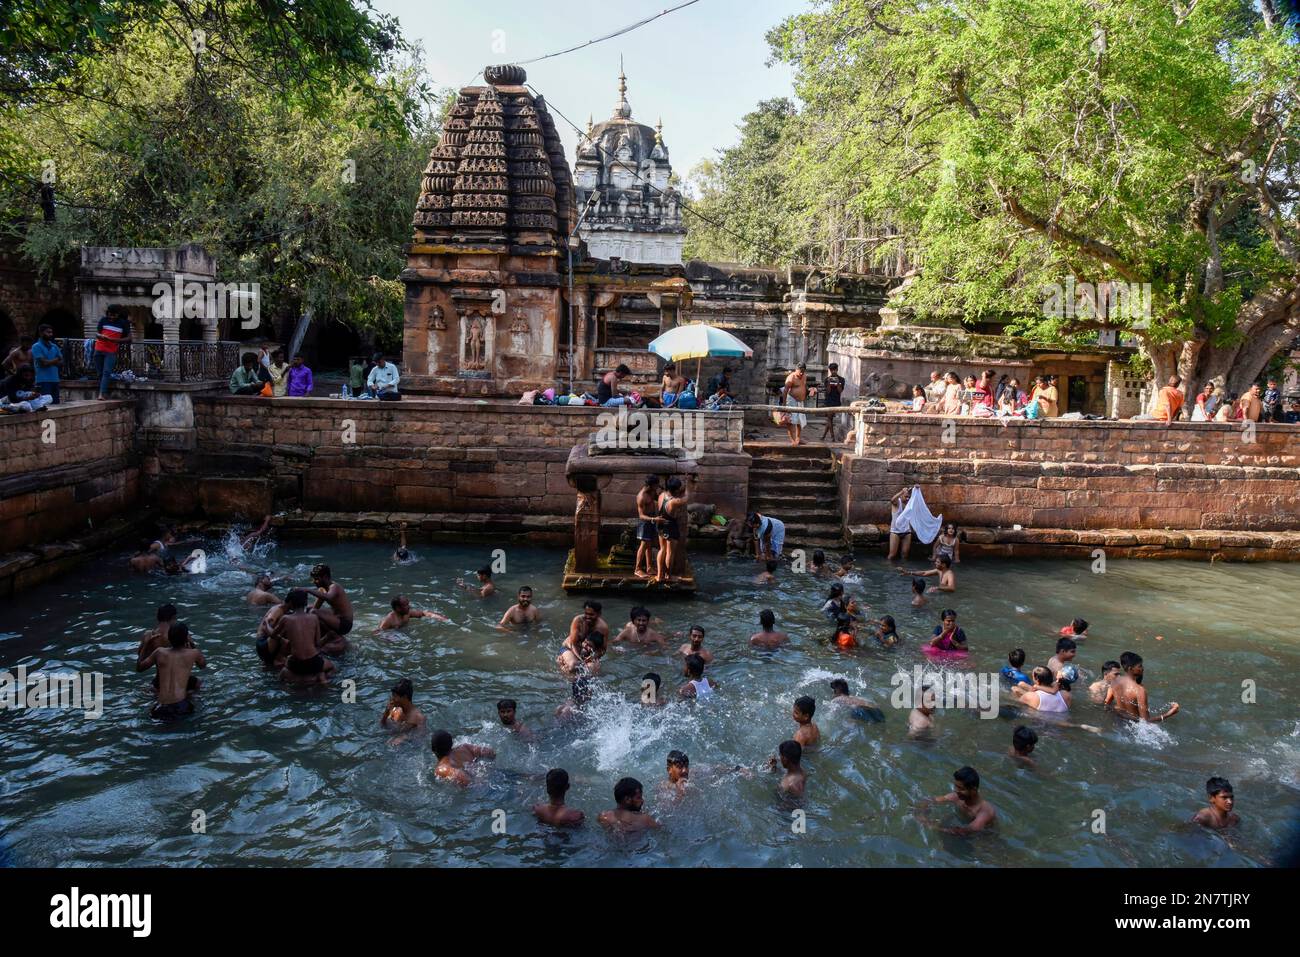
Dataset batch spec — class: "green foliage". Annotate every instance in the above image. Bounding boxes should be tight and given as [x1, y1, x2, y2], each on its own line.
[1, 1, 444, 348]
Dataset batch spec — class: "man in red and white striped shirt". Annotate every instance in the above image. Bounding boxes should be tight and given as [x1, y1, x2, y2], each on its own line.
[93, 303, 131, 400]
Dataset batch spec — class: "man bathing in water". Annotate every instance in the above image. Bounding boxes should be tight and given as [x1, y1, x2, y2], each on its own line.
[138, 621, 205, 721]
[749, 609, 789, 649]
[381, 679, 426, 744]
[256, 599, 290, 668]
[378, 595, 450, 632]
[277, 588, 336, 686]
[1191, 777, 1240, 830]
[829, 678, 884, 722]
[1089, 661, 1122, 702]
[679, 654, 717, 699]
[246, 575, 280, 606]
[598, 777, 660, 831]
[613, 606, 667, 649]
[791, 695, 820, 749]
[431, 730, 495, 787]
[307, 564, 351, 655]
[909, 684, 937, 735]
[496, 698, 535, 741]
[902, 555, 955, 592]
[634, 475, 661, 579]
[1105, 651, 1180, 722]
[563, 600, 609, 653]
[534, 769, 584, 827]
[1010, 726, 1038, 768]
[498, 586, 541, 628]
[456, 566, 495, 598]
[678, 624, 714, 664]
[915, 766, 997, 835]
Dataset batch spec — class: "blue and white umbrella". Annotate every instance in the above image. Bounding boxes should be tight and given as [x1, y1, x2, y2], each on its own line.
[648, 323, 754, 363]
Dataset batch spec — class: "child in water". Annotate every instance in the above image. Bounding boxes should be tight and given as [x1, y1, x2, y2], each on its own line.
[829, 678, 884, 722]
[860, 614, 899, 648]
[1190, 777, 1239, 830]
[533, 768, 584, 827]
[380, 678, 426, 744]
[1010, 725, 1038, 767]
[776, 740, 806, 797]
[1000, 648, 1031, 685]
[832, 613, 858, 649]
[911, 577, 927, 608]
[1060, 617, 1088, 639]
[791, 695, 820, 749]
[908, 683, 936, 735]
[1089, 660, 1121, 702]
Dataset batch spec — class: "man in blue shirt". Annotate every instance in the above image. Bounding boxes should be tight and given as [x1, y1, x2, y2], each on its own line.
[29, 324, 64, 404]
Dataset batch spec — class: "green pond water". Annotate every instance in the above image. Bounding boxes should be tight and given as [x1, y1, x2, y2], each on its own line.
[1, 533, 1297, 867]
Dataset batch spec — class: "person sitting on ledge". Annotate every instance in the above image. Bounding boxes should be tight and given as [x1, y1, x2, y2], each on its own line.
[286, 354, 313, 396]
[366, 352, 400, 400]
[660, 362, 686, 408]
[1, 365, 54, 412]
[1134, 375, 1184, 424]
[229, 352, 265, 395]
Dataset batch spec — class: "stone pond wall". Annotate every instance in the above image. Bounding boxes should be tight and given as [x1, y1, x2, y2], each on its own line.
[838, 414, 1300, 557]
[174, 398, 750, 536]
[0, 400, 142, 593]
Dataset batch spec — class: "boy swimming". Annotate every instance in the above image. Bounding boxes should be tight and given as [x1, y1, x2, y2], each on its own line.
[908, 684, 936, 735]
[1000, 648, 1031, 685]
[1060, 617, 1089, 639]
[1190, 777, 1239, 830]
[455, 566, 495, 598]
[662, 750, 691, 798]
[791, 695, 820, 748]
[1089, 660, 1121, 702]
[905, 554, 955, 593]
[597, 777, 660, 831]
[533, 768, 584, 827]
[910, 577, 927, 608]
[378, 595, 451, 631]
[775, 740, 806, 797]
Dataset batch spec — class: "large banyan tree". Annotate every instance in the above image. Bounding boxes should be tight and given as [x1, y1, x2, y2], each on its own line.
[768, 0, 1300, 397]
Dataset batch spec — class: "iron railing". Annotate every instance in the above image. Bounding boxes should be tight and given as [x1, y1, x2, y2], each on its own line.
[57, 339, 243, 381]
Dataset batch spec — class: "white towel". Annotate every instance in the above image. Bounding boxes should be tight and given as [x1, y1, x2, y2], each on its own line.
[889, 486, 943, 544]
[186, 549, 207, 574]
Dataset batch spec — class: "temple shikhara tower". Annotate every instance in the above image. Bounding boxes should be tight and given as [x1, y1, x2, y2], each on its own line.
[573, 69, 686, 265]
[401, 64, 574, 395]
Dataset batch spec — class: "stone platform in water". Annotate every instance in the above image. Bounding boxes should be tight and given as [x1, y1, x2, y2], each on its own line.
[561, 549, 697, 594]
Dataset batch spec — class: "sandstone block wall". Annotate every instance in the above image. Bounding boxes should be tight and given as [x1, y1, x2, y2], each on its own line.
[0, 401, 140, 553]
[183, 398, 750, 524]
[839, 414, 1300, 532]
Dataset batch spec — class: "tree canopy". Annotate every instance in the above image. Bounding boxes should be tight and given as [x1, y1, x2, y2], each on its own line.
[1, 0, 444, 348]
[690, 0, 1300, 393]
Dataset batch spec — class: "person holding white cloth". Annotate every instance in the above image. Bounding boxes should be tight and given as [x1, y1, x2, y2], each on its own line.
[888, 486, 943, 564]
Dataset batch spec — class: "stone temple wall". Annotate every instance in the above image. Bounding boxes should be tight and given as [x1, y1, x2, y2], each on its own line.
[839, 415, 1300, 555]
[175, 398, 750, 532]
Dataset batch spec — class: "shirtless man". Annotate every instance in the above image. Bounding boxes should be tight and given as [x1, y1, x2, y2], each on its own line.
[613, 606, 667, 649]
[915, 766, 997, 835]
[246, 575, 280, 606]
[779, 363, 813, 447]
[534, 768, 585, 827]
[1089, 660, 1122, 702]
[456, 567, 495, 598]
[749, 609, 789, 649]
[392, 522, 414, 563]
[138, 622, 206, 721]
[1105, 651, 1180, 722]
[904, 555, 955, 592]
[634, 475, 661, 578]
[496, 698, 535, 741]
[908, 684, 937, 735]
[659, 362, 687, 408]
[377, 595, 450, 632]
[277, 588, 336, 685]
[431, 730, 495, 787]
[129, 541, 163, 573]
[498, 585, 541, 629]
[256, 599, 290, 668]
[307, 564, 352, 655]
[829, 678, 884, 722]
[1191, 777, 1240, 830]
[660, 750, 692, 799]
[136, 603, 178, 668]
[380, 678, 426, 744]
[563, 600, 609, 653]
[678, 624, 713, 665]
[597, 777, 660, 831]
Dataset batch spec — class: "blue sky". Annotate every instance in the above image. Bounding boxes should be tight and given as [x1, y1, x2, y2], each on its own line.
[372, 0, 804, 177]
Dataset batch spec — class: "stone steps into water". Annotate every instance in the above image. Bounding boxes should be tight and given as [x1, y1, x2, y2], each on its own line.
[744, 443, 846, 550]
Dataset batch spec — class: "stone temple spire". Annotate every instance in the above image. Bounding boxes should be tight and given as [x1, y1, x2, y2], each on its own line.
[615, 66, 631, 119]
